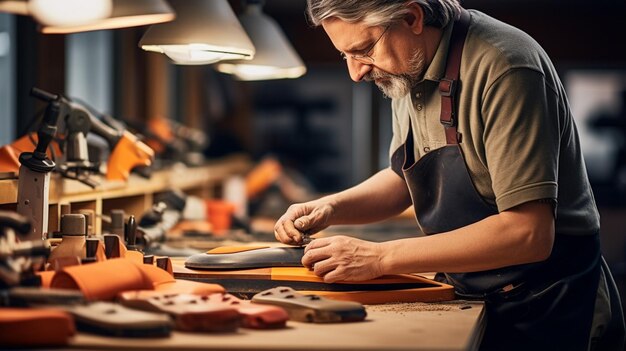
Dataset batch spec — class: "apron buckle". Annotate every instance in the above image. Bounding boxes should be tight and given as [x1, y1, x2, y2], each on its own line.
[438, 78, 457, 97]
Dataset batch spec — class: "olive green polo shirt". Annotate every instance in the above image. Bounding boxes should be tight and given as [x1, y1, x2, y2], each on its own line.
[389, 10, 600, 236]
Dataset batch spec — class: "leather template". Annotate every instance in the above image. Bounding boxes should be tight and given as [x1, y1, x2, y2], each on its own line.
[117, 291, 240, 333]
[252, 287, 366, 323]
[56, 301, 172, 338]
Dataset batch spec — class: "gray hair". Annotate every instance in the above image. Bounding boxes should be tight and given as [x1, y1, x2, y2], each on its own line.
[306, 0, 462, 28]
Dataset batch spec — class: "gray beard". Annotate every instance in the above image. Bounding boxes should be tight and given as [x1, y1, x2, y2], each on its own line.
[364, 49, 425, 99]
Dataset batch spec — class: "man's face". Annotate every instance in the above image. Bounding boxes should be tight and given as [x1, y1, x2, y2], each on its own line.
[322, 18, 426, 99]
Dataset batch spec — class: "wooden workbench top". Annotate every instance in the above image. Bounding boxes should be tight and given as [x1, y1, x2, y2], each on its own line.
[67, 300, 485, 351]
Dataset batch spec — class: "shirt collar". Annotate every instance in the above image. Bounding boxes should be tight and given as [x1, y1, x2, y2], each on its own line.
[422, 19, 455, 82]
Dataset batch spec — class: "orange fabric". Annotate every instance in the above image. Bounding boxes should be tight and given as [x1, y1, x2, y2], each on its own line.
[50, 258, 150, 301]
[0, 308, 75, 347]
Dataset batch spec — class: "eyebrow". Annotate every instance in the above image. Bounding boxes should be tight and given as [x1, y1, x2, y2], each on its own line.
[342, 40, 372, 54]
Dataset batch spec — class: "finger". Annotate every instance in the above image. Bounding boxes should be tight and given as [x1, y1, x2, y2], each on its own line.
[302, 247, 332, 268]
[322, 268, 344, 284]
[294, 216, 309, 231]
[274, 221, 296, 245]
[303, 237, 330, 254]
[283, 219, 303, 244]
[312, 258, 337, 277]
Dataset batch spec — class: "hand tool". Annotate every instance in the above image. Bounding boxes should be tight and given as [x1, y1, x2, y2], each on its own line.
[0, 210, 50, 288]
[16, 88, 62, 241]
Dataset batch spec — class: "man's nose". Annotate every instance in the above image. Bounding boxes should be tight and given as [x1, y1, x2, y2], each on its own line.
[347, 58, 372, 82]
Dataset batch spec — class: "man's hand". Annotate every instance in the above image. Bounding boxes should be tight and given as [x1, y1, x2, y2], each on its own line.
[302, 235, 384, 283]
[274, 201, 334, 245]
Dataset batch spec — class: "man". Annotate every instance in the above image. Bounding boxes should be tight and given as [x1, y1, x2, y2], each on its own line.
[274, 0, 625, 350]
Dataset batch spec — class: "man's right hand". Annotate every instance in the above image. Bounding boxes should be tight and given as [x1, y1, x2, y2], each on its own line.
[274, 200, 335, 245]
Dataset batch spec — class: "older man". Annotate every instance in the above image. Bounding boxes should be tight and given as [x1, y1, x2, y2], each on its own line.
[274, 0, 624, 349]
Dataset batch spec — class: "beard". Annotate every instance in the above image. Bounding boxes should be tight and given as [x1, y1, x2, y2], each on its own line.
[364, 49, 425, 99]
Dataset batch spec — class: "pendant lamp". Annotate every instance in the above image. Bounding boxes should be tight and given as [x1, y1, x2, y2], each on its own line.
[139, 0, 255, 65]
[40, 0, 174, 34]
[0, 0, 113, 27]
[216, 0, 306, 80]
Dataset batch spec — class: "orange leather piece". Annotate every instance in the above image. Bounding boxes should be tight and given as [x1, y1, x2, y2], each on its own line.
[0, 308, 75, 347]
[51, 258, 150, 301]
[269, 268, 456, 304]
[154, 279, 225, 295]
[218, 294, 288, 329]
[49, 258, 225, 301]
[106, 131, 154, 181]
[37, 270, 56, 288]
[125, 250, 144, 265]
[138, 262, 224, 295]
[137, 262, 175, 284]
[207, 246, 269, 254]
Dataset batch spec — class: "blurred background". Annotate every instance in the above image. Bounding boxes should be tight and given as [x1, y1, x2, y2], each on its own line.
[0, 0, 625, 308]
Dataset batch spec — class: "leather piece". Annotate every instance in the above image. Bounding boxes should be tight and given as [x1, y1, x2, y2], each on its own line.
[0, 308, 75, 347]
[118, 292, 240, 332]
[51, 259, 150, 300]
[252, 287, 367, 323]
[58, 301, 172, 338]
[185, 246, 305, 270]
[50, 258, 225, 301]
[211, 293, 289, 329]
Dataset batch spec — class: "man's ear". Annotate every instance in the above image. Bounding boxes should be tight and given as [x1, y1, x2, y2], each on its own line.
[403, 2, 425, 35]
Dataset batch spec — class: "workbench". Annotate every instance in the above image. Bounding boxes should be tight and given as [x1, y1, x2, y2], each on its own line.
[67, 300, 485, 351]
[0, 156, 486, 350]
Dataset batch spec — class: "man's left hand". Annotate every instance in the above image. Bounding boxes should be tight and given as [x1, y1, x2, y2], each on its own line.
[302, 235, 384, 283]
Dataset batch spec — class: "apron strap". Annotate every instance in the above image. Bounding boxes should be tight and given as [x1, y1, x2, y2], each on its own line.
[439, 9, 470, 145]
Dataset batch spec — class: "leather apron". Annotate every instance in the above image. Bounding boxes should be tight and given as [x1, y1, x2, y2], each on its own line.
[398, 10, 605, 350]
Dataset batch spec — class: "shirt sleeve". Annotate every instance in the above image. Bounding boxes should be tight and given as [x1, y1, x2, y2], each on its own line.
[481, 67, 561, 211]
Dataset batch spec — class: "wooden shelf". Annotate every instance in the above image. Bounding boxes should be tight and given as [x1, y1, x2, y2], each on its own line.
[0, 155, 250, 205]
[0, 154, 251, 235]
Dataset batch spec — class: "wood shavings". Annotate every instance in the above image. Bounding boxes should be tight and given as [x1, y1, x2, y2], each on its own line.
[367, 302, 471, 313]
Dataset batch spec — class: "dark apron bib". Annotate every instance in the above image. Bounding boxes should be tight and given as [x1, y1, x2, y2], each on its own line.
[398, 9, 603, 350]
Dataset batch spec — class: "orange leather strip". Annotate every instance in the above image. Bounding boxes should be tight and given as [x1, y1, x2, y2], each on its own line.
[0, 308, 75, 347]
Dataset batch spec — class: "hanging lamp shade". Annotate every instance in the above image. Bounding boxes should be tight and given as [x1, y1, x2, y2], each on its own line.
[216, 0, 306, 80]
[139, 0, 255, 65]
[0, 0, 28, 16]
[39, 0, 174, 34]
[0, 0, 113, 27]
